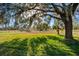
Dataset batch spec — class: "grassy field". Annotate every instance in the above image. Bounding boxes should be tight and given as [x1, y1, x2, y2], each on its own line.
[0, 30, 79, 56]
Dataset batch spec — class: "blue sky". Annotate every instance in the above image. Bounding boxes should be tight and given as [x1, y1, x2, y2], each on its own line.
[75, 15, 79, 21]
[49, 18, 54, 27]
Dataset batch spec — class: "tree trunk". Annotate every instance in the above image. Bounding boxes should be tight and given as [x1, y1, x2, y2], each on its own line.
[56, 19, 60, 35]
[57, 25, 60, 35]
[26, 18, 33, 32]
[64, 15, 73, 40]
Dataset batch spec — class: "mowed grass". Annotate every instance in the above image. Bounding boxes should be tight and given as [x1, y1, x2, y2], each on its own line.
[0, 31, 59, 42]
[0, 31, 79, 56]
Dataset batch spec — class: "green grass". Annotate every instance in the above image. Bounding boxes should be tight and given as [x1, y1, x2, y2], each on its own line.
[0, 31, 79, 56]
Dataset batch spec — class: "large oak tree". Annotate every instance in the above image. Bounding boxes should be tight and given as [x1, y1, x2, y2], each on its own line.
[0, 3, 79, 40]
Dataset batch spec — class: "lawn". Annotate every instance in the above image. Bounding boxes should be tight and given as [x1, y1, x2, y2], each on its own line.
[0, 30, 79, 56]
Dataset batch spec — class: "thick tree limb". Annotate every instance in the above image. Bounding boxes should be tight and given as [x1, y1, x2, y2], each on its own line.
[51, 4, 63, 14]
[33, 9, 55, 12]
[72, 3, 79, 14]
[43, 14, 61, 20]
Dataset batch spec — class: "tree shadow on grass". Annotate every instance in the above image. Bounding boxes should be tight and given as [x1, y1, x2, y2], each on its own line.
[44, 44, 70, 56]
[0, 36, 79, 56]
[0, 38, 28, 56]
[62, 38, 79, 56]
[46, 35, 79, 55]
[30, 36, 76, 56]
[46, 35, 64, 42]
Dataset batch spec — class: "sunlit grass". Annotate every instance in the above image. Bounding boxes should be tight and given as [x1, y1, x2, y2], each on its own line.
[0, 31, 62, 43]
[0, 31, 79, 55]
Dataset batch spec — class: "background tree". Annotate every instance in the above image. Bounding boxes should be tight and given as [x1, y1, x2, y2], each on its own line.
[36, 23, 49, 31]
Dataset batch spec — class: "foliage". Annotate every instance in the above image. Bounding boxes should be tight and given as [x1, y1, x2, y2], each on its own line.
[0, 3, 79, 41]
[36, 23, 49, 31]
[53, 20, 64, 29]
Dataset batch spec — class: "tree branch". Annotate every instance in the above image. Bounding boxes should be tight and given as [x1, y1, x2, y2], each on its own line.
[43, 14, 61, 20]
[51, 3, 63, 14]
[72, 3, 79, 15]
[33, 9, 55, 12]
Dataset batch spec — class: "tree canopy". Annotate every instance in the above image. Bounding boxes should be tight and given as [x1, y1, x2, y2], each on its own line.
[0, 3, 79, 39]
